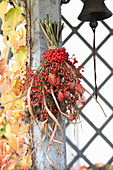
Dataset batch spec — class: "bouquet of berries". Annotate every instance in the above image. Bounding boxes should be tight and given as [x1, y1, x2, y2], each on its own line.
[20, 16, 86, 123]
[19, 15, 86, 169]
[19, 15, 106, 169]
[21, 47, 85, 122]
[20, 15, 85, 121]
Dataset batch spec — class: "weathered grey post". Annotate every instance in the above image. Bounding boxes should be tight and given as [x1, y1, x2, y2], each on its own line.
[27, 0, 67, 169]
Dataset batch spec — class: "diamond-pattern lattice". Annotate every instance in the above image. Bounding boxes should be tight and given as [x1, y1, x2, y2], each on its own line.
[62, 0, 113, 169]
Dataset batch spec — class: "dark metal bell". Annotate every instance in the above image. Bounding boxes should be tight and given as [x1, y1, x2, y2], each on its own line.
[78, 0, 112, 22]
[78, 0, 112, 99]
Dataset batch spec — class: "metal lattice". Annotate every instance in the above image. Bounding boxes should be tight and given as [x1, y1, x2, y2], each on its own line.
[62, 0, 113, 169]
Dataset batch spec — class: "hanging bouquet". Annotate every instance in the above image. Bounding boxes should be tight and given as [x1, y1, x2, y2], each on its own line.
[20, 16, 86, 123]
[20, 48, 85, 121]
[19, 16, 105, 169]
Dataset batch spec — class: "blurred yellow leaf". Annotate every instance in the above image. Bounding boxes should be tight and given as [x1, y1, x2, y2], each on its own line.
[1, 91, 16, 110]
[2, 22, 9, 47]
[6, 6, 23, 28]
[8, 136, 19, 151]
[21, 154, 32, 170]
[11, 77, 22, 96]
[4, 124, 12, 139]
[9, 29, 26, 49]
[0, 1, 8, 21]
[10, 120, 20, 136]
[11, 63, 21, 74]
[14, 46, 28, 68]
[0, 46, 8, 58]
[18, 124, 28, 139]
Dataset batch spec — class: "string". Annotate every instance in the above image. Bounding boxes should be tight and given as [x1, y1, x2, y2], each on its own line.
[92, 28, 98, 99]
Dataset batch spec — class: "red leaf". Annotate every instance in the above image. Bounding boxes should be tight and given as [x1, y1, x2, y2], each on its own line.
[48, 73, 60, 85]
[64, 91, 70, 99]
[58, 91, 65, 102]
[75, 84, 84, 95]
[58, 91, 70, 102]
[56, 77, 60, 85]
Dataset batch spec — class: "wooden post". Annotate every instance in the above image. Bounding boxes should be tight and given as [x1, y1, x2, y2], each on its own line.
[26, 0, 67, 169]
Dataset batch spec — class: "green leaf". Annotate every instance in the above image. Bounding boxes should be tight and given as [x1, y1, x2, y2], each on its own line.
[14, 46, 28, 68]
[6, 6, 23, 28]
[1, 120, 8, 132]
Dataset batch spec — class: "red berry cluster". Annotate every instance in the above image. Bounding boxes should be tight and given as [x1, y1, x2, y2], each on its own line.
[43, 47, 69, 65]
[20, 47, 85, 121]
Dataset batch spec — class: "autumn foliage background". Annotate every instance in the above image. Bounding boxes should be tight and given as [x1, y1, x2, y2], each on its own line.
[0, 1, 32, 169]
